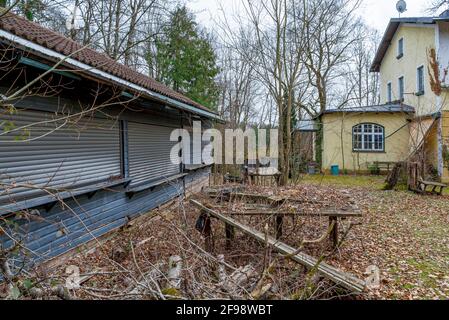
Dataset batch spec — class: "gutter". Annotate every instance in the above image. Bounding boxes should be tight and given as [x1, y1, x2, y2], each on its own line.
[0, 30, 223, 122]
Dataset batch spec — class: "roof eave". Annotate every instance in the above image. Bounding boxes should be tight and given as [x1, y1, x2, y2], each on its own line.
[0, 29, 223, 122]
[370, 20, 400, 73]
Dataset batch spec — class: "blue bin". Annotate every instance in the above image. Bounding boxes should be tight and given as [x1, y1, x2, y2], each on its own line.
[330, 165, 339, 176]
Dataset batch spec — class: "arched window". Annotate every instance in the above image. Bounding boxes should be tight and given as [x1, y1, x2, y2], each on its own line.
[353, 123, 385, 152]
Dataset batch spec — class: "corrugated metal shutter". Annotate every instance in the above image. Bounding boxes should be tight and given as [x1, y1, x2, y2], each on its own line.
[192, 129, 202, 165]
[128, 122, 180, 186]
[182, 126, 195, 165]
[202, 130, 213, 164]
[0, 109, 121, 203]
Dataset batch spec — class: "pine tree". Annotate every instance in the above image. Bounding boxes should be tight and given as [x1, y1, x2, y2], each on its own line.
[153, 6, 219, 110]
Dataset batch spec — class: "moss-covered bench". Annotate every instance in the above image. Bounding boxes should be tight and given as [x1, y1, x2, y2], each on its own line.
[418, 179, 448, 195]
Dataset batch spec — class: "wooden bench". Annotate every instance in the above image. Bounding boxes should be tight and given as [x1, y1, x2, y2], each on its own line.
[372, 161, 397, 172]
[417, 179, 447, 195]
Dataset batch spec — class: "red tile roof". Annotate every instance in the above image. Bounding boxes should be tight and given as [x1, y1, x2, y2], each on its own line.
[0, 11, 214, 114]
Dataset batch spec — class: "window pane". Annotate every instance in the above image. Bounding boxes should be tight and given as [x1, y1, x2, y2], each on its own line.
[418, 66, 424, 92]
[399, 77, 404, 100]
[374, 134, 384, 150]
[353, 123, 384, 152]
[364, 135, 372, 149]
[364, 124, 372, 133]
[353, 134, 362, 150]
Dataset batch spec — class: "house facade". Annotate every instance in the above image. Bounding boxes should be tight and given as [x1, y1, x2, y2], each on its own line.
[0, 13, 218, 267]
[320, 105, 414, 173]
[321, 13, 449, 182]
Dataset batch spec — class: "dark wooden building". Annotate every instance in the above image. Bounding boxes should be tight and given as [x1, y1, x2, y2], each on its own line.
[0, 12, 219, 268]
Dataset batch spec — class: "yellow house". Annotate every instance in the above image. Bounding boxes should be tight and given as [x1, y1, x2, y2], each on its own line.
[320, 12, 449, 182]
[320, 105, 414, 173]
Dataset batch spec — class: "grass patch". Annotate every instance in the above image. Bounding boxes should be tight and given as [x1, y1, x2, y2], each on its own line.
[298, 174, 386, 189]
[406, 258, 443, 288]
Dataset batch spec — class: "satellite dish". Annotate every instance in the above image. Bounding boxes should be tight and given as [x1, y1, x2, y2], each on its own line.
[396, 0, 407, 15]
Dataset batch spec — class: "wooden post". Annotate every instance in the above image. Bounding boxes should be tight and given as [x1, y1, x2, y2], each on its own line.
[225, 223, 235, 250]
[275, 214, 283, 239]
[329, 217, 338, 248]
[200, 210, 213, 252]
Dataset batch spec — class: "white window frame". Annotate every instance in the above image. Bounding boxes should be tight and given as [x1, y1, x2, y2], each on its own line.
[387, 81, 392, 103]
[398, 37, 404, 58]
[416, 65, 425, 95]
[398, 76, 405, 101]
[352, 123, 385, 152]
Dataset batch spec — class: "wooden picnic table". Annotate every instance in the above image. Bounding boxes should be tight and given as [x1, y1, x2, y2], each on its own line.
[190, 199, 365, 293]
[219, 207, 362, 246]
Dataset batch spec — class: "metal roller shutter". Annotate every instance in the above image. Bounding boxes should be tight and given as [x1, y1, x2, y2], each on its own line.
[202, 130, 213, 164]
[202, 119, 213, 164]
[183, 126, 203, 165]
[0, 109, 121, 204]
[183, 126, 193, 165]
[128, 122, 180, 186]
[192, 134, 202, 165]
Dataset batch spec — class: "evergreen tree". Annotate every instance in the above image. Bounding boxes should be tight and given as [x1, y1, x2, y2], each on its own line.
[154, 6, 219, 110]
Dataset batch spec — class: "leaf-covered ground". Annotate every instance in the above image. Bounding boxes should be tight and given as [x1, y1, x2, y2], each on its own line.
[25, 174, 448, 300]
[299, 175, 449, 299]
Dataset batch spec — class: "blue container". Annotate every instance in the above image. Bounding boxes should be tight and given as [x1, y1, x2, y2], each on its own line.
[331, 165, 339, 176]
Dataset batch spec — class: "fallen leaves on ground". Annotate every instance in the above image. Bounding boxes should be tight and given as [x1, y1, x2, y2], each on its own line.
[39, 177, 449, 300]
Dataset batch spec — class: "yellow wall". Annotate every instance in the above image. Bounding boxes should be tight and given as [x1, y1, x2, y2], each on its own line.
[379, 24, 437, 115]
[321, 112, 411, 171]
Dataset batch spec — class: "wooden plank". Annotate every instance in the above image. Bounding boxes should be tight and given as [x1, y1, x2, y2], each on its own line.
[190, 200, 365, 293]
[222, 211, 362, 218]
[419, 180, 447, 187]
[230, 193, 330, 206]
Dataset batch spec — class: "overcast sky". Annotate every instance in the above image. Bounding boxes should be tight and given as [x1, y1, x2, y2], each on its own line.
[187, 0, 436, 34]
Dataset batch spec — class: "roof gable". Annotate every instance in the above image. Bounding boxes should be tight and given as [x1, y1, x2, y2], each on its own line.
[370, 17, 435, 72]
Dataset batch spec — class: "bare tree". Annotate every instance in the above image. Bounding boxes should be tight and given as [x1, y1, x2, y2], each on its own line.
[217, 34, 260, 129]
[427, 0, 449, 13]
[301, 0, 362, 116]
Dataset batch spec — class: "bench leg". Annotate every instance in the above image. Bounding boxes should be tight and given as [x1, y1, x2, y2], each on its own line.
[201, 213, 213, 253]
[329, 217, 338, 249]
[225, 223, 235, 250]
[420, 183, 426, 193]
[275, 215, 283, 239]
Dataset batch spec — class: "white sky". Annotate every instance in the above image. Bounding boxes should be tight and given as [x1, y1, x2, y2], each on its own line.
[187, 0, 436, 34]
